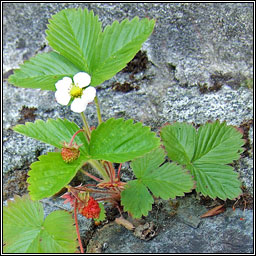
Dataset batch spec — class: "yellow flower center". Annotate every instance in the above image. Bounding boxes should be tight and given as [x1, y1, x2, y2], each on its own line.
[70, 85, 83, 98]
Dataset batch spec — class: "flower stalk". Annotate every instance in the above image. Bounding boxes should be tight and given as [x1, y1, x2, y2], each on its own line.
[68, 129, 84, 147]
[80, 112, 91, 140]
[87, 159, 109, 181]
[94, 96, 103, 124]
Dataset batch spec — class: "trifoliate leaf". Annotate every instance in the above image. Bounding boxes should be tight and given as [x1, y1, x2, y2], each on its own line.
[89, 118, 160, 162]
[189, 162, 242, 200]
[160, 122, 196, 165]
[90, 17, 155, 85]
[28, 152, 89, 200]
[143, 162, 195, 200]
[121, 148, 194, 218]
[13, 118, 89, 156]
[46, 8, 102, 72]
[8, 52, 80, 91]
[160, 121, 245, 200]
[130, 147, 165, 179]
[192, 121, 245, 164]
[3, 195, 77, 253]
[121, 180, 154, 219]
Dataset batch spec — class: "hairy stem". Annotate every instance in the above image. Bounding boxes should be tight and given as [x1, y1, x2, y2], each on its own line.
[106, 161, 115, 183]
[87, 159, 109, 181]
[80, 112, 91, 140]
[94, 96, 103, 124]
[74, 200, 84, 253]
[72, 185, 117, 195]
[80, 169, 103, 183]
[117, 163, 122, 181]
[69, 129, 84, 146]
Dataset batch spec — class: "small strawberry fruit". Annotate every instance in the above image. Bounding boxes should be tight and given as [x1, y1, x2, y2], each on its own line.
[79, 196, 101, 219]
[61, 142, 81, 163]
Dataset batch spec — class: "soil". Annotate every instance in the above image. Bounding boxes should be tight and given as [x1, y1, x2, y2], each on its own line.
[122, 50, 150, 76]
[238, 119, 253, 158]
[198, 71, 248, 93]
[3, 168, 29, 201]
[18, 106, 37, 124]
[111, 81, 140, 92]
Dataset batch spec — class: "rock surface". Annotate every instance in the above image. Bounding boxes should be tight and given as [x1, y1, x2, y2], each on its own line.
[87, 195, 253, 254]
[3, 2, 253, 254]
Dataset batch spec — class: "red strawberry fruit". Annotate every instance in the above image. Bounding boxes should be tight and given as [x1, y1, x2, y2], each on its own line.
[61, 142, 81, 163]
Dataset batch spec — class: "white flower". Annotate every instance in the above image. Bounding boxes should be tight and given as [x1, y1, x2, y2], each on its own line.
[55, 72, 96, 113]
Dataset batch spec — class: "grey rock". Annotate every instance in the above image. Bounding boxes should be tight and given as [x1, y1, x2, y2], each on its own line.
[3, 2, 253, 254]
[3, 2, 253, 85]
[87, 195, 253, 253]
[160, 85, 253, 125]
[236, 157, 253, 195]
[3, 131, 54, 174]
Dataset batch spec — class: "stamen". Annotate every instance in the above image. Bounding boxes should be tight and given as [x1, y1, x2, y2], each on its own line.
[70, 85, 83, 97]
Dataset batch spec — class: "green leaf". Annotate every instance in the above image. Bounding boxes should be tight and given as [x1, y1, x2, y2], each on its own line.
[189, 162, 242, 200]
[89, 118, 160, 162]
[121, 180, 154, 219]
[160, 121, 244, 200]
[8, 52, 80, 91]
[46, 8, 102, 72]
[13, 118, 89, 156]
[192, 121, 245, 164]
[39, 210, 77, 253]
[143, 162, 195, 200]
[130, 147, 165, 179]
[28, 152, 88, 200]
[160, 123, 196, 165]
[10, 9, 155, 90]
[90, 17, 155, 85]
[3, 195, 44, 253]
[121, 148, 194, 218]
[3, 195, 77, 253]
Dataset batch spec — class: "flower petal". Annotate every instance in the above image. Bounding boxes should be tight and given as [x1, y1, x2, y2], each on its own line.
[70, 98, 88, 113]
[73, 72, 91, 88]
[55, 77, 72, 91]
[82, 86, 96, 104]
[55, 89, 71, 105]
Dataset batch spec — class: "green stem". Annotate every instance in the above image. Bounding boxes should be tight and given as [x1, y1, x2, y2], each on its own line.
[80, 112, 108, 182]
[94, 96, 103, 124]
[80, 112, 91, 140]
[87, 159, 109, 181]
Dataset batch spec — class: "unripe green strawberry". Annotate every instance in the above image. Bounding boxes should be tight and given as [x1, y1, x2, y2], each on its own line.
[61, 142, 81, 163]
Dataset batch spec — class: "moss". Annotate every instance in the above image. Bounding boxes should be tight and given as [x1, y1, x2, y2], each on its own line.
[241, 78, 253, 89]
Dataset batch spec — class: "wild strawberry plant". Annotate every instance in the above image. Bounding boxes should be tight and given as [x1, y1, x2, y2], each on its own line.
[4, 8, 245, 253]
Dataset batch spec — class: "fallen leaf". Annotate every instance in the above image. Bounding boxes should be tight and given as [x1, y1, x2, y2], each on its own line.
[200, 204, 225, 218]
[133, 222, 158, 241]
[115, 217, 135, 230]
